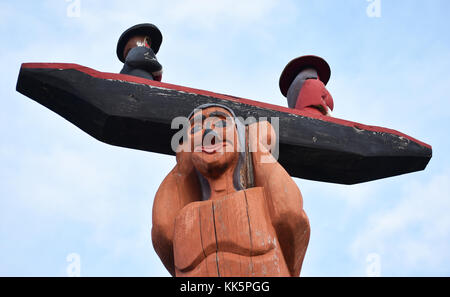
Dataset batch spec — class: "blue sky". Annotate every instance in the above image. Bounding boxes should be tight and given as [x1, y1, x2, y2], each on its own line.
[1, 0, 449, 276]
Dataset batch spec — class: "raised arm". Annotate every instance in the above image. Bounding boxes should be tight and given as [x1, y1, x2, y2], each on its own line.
[248, 121, 310, 276]
[151, 149, 201, 276]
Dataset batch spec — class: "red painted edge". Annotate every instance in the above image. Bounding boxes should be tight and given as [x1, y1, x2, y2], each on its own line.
[21, 62, 432, 149]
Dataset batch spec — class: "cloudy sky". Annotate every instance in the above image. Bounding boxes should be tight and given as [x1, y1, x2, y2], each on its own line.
[1, 0, 449, 276]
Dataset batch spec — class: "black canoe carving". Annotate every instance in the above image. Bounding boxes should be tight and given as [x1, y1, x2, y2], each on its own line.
[16, 63, 432, 185]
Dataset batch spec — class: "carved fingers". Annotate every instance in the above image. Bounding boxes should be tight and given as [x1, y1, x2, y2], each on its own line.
[248, 120, 277, 165]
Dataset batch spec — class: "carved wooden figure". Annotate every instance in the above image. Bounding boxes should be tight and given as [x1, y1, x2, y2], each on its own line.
[14, 22, 433, 279]
[16, 61, 432, 276]
[152, 104, 310, 277]
[280, 55, 334, 116]
[117, 23, 163, 81]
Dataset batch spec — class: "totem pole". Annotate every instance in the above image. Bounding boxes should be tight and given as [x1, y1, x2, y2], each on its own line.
[151, 55, 336, 277]
[152, 104, 310, 276]
[15, 23, 432, 277]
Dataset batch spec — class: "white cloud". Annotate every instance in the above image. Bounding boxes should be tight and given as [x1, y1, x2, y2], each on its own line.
[350, 172, 450, 275]
[0, 130, 175, 275]
[12, 147, 117, 224]
[2, 0, 449, 277]
[164, 0, 278, 29]
[297, 178, 382, 213]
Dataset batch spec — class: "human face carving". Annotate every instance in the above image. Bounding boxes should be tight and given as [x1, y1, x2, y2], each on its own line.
[188, 107, 240, 178]
[123, 35, 151, 59]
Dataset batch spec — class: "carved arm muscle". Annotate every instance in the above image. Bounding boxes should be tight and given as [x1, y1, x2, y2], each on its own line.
[249, 121, 311, 276]
[151, 150, 201, 276]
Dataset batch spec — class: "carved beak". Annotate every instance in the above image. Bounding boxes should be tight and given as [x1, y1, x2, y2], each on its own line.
[307, 83, 334, 116]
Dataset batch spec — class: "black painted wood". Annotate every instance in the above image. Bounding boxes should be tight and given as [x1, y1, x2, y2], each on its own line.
[16, 65, 432, 184]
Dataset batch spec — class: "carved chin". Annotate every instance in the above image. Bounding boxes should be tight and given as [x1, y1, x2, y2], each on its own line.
[192, 151, 237, 178]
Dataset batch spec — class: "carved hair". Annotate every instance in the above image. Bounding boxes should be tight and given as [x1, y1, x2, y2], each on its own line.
[188, 103, 246, 200]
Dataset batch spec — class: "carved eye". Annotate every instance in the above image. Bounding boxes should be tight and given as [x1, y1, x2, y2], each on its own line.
[214, 120, 228, 128]
[191, 125, 202, 134]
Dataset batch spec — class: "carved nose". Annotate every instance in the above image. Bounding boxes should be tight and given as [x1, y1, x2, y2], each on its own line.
[202, 129, 219, 145]
[202, 129, 213, 141]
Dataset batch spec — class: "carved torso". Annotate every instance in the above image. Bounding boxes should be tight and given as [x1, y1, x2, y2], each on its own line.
[173, 187, 290, 277]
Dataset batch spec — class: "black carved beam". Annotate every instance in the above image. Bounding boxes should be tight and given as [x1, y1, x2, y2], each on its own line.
[16, 63, 432, 184]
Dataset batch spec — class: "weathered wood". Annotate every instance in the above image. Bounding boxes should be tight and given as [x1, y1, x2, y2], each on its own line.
[173, 188, 290, 276]
[156, 106, 309, 276]
[16, 63, 432, 184]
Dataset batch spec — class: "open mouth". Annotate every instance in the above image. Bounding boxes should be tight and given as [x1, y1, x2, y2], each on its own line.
[198, 130, 226, 154]
[201, 142, 225, 154]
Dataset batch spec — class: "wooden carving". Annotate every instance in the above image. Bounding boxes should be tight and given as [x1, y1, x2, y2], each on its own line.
[152, 104, 310, 277]
[14, 24, 432, 278]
